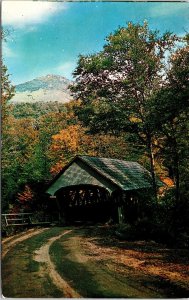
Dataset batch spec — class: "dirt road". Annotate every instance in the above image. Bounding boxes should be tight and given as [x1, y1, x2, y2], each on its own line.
[2, 226, 189, 298]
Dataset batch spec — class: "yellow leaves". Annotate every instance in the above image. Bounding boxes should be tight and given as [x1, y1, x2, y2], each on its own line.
[50, 161, 65, 176]
[11, 118, 39, 155]
[49, 124, 129, 176]
[129, 116, 142, 123]
[92, 134, 128, 158]
[65, 98, 82, 111]
[4, 116, 38, 142]
[160, 177, 174, 187]
[52, 124, 83, 152]
[51, 145, 60, 151]
[49, 124, 87, 175]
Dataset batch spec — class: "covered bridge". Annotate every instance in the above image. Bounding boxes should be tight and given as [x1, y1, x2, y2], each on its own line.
[46, 155, 154, 224]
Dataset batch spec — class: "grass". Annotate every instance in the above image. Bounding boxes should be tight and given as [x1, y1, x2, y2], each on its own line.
[49, 235, 108, 298]
[49, 230, 153, 298]
[27, 259, 40, 272]
[22, 226, 65, 251]
[3, 226, 189, 298]
[2, 227, 66, 298]
[49, 227, 189, 299]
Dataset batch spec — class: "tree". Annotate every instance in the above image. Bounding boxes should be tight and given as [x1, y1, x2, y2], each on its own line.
[71, 22, 178, 196]
[1, 115, 39, 210]
[1, 63, 16, 211]
[1, 65, 15, 122]
[150, 37, 189, 208]
[49, 123, 129, 175]
[1, 83, 81, 211]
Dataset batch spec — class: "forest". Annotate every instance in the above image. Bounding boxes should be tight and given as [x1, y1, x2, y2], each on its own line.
[2, 22, 189, 246]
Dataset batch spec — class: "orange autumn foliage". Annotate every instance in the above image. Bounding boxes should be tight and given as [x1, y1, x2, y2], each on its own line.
[17, 185, 34, 203]
[51, 124, 82, 152]
[49, 124, 129, 175]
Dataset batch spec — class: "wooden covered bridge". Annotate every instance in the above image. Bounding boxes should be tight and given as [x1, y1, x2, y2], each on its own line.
[46, 155, 154, 224]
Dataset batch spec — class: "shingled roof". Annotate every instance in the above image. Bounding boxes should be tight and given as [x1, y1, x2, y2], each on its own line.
[46, 155, 154, 196]
[80, 156, 153, 190]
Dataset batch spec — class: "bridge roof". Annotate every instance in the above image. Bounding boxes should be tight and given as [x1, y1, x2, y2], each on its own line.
[46, 155, 154, 196]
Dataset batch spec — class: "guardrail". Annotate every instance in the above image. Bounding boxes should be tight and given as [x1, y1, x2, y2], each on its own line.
[2, 213, 33, 226]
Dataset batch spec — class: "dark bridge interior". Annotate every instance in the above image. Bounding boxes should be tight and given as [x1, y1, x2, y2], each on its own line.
[55, 185, 119, 224]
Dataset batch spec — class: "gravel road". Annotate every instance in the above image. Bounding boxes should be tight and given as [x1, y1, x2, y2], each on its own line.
[2, 226, 189, 298]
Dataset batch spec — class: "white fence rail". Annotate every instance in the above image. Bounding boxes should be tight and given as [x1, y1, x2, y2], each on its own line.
[2, 213, 33, 226]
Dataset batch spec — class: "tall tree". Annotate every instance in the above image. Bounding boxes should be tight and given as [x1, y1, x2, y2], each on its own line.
[150, 36, 189, 206]
[71, 22, 178, 196]
[1, 64, 15, 210]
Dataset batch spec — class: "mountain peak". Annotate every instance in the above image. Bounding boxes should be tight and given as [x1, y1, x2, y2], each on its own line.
[37, 74, 70, 81]
[11, 74, 73, 103]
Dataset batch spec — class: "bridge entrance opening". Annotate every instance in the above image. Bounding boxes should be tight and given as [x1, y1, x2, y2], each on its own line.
[55, 185, 118, 224]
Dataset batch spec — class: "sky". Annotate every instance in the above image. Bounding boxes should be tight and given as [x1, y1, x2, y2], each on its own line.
[2, 1, 189, 85]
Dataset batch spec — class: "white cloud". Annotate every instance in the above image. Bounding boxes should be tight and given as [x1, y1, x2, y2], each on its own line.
[2, 1, 67, 27]
[2, 43, 17, 58]
[54, 61, 77, 80]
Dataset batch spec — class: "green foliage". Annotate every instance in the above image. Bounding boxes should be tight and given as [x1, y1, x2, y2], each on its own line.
[72, 22, 188, 241]
[72, 22, 180, 195]
[1, 64, 15, 211]
[116, 188, 189, 248]
[12, 101, 67, 119]
[149, 39, 189, 227]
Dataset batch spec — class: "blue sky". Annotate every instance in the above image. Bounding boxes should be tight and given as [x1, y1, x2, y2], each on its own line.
[2, 1, 189, 85]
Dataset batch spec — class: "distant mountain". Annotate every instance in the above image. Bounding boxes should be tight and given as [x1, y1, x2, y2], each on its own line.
[11, 74, 73, 103]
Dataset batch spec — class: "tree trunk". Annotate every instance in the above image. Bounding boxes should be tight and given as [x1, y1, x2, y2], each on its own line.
[172, 141, 180, 236]
[168, 134, 180, 205]
[173, 143, 180, 204]
[147, 134, 157, 200]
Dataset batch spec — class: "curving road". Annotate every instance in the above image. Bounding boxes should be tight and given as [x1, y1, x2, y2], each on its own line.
[2, 226, 189, 298]
[2, 227, 78, 298]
